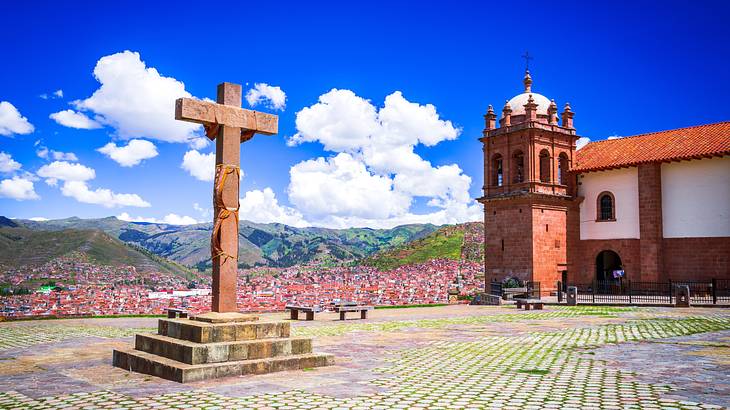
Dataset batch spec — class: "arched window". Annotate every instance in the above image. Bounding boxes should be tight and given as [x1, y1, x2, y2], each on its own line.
[512, 150, 524, 183]
[558, 153, 569, 185]
[539, 149, 551, 183]
[492, 154, 503, 186]
[597, 192, 615, 221]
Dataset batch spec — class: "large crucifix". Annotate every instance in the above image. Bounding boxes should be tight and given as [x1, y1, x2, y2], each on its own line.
[175, 83, 278, 313]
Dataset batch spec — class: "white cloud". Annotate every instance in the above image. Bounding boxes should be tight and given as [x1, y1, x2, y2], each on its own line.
[607, 134, 623, 140]
[0, 177, 39, 200]
[0, 152, 21, 173]
[181, 150, 217, 182]
[36, 146, 78, 161]
[239, 188, 308, 227]
[37, 161, 95, 184]
[40, 90, 63, 100]
[289, 153, 410, 220]
[193, 202, 211, 220]
[117, 212, 199, 225]
[36, 160, 149, 207]
[286, 89, 479, 228]
[245, 83, 287, 111]
[28, 217, 49, 221]
[97, 139, 158, 167]
[70, 50, 201, 142]
[0, 101, 34, 136]
[61, 180, 150, 208]
[49, 109, 101, 129]
[576, 137, 591, 150]
[188, 137, 210, 150]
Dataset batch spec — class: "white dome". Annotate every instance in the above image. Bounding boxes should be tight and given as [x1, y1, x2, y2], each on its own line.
[506, 92, 551, 116]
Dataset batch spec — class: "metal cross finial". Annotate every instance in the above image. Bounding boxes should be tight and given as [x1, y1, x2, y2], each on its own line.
[522, 51, 533, 71]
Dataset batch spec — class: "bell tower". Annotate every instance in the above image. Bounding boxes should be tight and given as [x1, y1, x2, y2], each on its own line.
[478, 70, 582, 294]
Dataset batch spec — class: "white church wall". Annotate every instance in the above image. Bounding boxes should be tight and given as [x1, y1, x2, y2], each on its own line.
[662, 156, 730, 238]
[578, 167, 640, 240]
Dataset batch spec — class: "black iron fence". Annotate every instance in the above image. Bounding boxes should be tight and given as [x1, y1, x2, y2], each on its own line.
[557, 279, 730, 305]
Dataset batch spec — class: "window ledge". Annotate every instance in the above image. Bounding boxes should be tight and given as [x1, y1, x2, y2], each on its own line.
[595, 218, 616, 223]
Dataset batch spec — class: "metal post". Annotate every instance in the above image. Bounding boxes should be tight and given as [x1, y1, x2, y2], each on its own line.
[592, 280, 596, 304]
[628, 280, 632, 304]
[712, 279, 717, 305]
[668, 280, 673, 304]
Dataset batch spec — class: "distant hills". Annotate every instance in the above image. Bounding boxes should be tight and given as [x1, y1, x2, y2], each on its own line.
[0, 224, 190, 277]
[365, 222, 484, 271]
[3, 216, 440, 270]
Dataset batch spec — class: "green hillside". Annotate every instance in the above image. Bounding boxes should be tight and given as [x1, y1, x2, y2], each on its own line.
[364, 222, 484, 271]
[0, 226, 190, 278]
[9, 217, 439, 269]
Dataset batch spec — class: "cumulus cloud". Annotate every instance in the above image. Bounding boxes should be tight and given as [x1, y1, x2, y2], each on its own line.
[576, 137, 591, 150]
[0, 101, 34, 136]
[61, 181, 150, 208]
[40, 90, 63, 100]
[69, 50, 201, 142]
[188, 137, 210, 150]
[181, 150, 218, 182]
[0, 152, 21, 173]
[97, 139, 158, 167]
[289, 153, 410, 220]
[117, 212, 199, 225]
[239, 188, 308, 227]
[36, 160, 149, 207]
[0, 177, 39, 200]
[286, 89, 479, 228]
[36, 146, 78, 161]
[245, 83, 287, 111]
[49, 109, 101, 129]
[37, 161, 95, 185]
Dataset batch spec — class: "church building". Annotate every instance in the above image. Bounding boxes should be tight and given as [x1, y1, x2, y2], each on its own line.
[478, 71, 730, 294]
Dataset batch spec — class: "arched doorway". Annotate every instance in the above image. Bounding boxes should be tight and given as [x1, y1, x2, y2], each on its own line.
[595, 250, 623, 282]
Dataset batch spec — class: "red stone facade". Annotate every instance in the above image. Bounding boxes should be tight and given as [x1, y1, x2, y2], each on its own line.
[478, 71, 579, 295]
[480, 73, 729, 293]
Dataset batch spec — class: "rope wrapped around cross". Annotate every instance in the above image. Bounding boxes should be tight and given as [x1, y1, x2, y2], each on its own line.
[211, 163, 240, 264]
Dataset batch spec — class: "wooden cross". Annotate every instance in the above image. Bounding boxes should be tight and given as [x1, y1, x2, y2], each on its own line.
[175, 83, 278, 313]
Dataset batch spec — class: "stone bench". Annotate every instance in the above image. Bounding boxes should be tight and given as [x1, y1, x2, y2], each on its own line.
[515, 298, 544, 310]
[167, 308, 189, 319]
[333, 305, 374, 320]
[285, 305, 321, 321]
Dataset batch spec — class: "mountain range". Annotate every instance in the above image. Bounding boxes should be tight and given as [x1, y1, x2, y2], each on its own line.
[0, 216, 439, 271]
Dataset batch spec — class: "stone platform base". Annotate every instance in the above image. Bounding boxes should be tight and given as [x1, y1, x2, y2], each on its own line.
[113, 313, 334, 383]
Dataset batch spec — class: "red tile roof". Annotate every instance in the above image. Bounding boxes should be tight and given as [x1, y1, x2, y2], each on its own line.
[573, 121, 730, 173]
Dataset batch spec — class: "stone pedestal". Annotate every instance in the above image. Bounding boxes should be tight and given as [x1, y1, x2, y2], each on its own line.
[113, 313, 334, 383]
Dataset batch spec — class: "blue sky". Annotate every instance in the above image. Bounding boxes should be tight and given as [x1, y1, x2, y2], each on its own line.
[1, 0, 728, 228]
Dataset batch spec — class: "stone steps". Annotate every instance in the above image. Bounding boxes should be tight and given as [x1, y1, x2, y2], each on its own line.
[135, 333, 313, 365]
[113, 348, 334, 383]
[113, 314, 334, 383]
[158, 318, 290, 343]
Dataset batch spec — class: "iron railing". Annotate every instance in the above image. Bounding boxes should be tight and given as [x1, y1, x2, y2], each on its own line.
[560, 279, 730, 305]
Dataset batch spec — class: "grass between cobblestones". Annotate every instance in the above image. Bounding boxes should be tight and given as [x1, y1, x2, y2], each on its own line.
[0, 309, 729, 409]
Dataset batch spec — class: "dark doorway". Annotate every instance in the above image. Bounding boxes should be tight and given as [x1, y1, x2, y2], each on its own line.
[595, 250, 623, 281]
[561, 271, 568, 291]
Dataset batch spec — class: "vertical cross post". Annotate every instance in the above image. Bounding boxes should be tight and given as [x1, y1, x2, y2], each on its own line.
[175, 82, 278, 314]
[212, 83, 241, 312]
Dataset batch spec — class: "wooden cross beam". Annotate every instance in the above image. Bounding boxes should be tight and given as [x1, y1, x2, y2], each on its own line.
[175, 82, 278, 313]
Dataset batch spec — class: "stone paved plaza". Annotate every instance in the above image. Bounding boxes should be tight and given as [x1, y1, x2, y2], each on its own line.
[0, 305, 729, 409]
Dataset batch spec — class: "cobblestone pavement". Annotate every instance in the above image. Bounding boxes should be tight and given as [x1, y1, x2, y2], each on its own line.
[0, 305, 729, 409]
